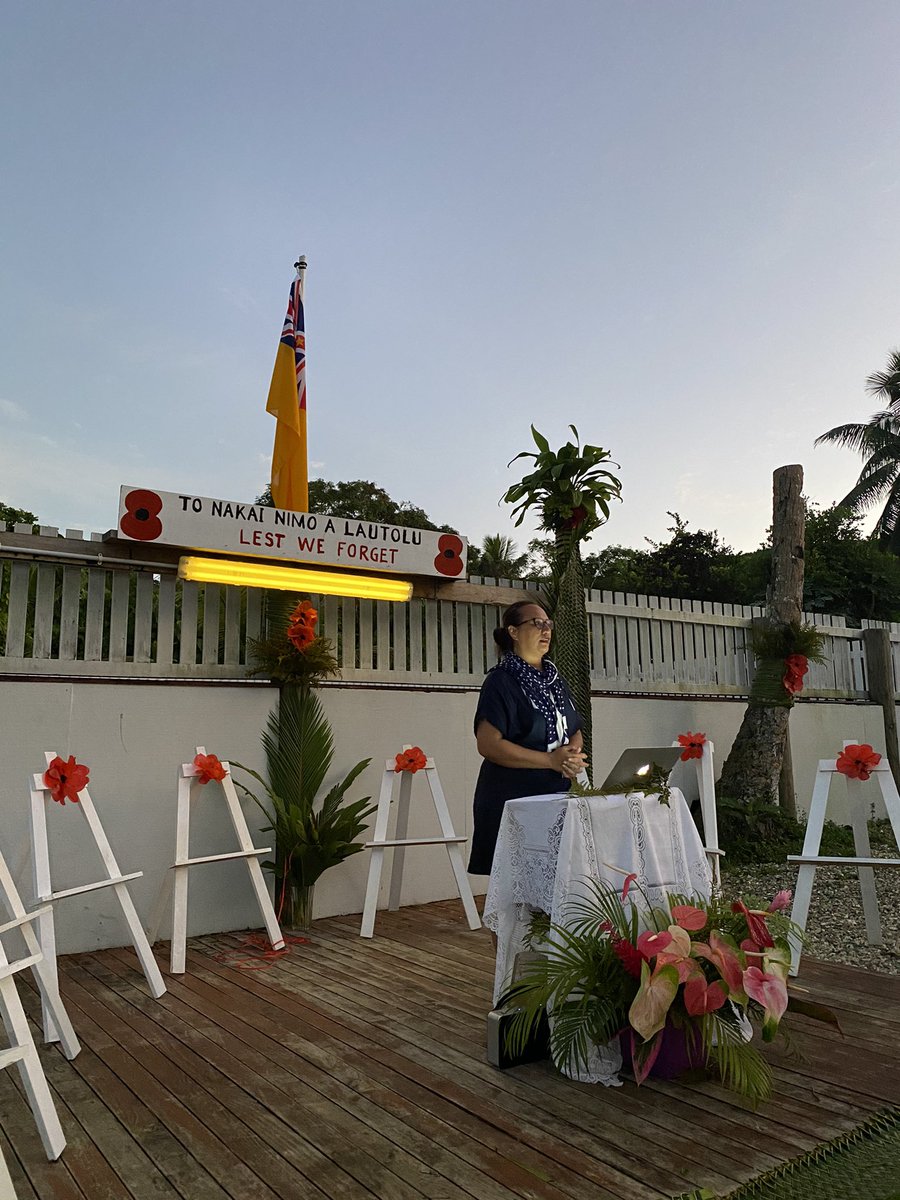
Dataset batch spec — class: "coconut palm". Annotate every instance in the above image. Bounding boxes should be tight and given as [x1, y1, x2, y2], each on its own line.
[470, 534, 529, 580]
[816, 350, 900, 552]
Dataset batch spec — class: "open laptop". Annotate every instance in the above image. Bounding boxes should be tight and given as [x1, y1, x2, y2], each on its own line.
[598, 746, 683, 794]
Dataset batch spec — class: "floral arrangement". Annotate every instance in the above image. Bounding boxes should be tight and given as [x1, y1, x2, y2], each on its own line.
[43, 755, 90, 805]
[193, 752, 227, 785]
[501, 878, 835, 1104]
[247, 593, 339, 686]
[748, 621, 827, 707]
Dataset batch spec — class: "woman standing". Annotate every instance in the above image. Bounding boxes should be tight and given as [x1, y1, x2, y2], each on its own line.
[467, 600, 588, 875]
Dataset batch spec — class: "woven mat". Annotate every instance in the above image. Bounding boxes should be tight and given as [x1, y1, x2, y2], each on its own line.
[675, 1107, 900, 1200]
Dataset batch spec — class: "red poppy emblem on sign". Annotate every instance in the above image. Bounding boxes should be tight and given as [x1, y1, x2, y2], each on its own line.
[434, 534, 464, 577]
[120, 489, 164, 541]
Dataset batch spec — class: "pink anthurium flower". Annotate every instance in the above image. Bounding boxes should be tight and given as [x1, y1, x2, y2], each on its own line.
[670, 904, 707, 932]
[768, 890, 793, 913]
[693, 930, 746, 999]
[656, 949, 703, 983]
[684, 976, 728, 1016]
[636, 929, 673, 958]
[666, 924, 692, 957]
[743, 966, 788, 1041]
[629, 961, 680, 1041]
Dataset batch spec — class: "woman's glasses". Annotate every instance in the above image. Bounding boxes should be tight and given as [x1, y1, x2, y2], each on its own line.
[516, 618, 554, 632]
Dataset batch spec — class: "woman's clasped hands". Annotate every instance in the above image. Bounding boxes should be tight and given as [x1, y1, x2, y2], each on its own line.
[548, 744, 588, 780]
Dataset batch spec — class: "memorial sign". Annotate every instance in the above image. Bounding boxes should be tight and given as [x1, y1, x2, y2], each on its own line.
[116, 486, 466, 578]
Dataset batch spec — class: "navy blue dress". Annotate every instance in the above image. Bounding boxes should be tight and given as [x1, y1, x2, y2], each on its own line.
[467, 666, 583, 875]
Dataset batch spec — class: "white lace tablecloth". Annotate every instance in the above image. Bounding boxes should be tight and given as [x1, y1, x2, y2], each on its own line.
[482, 787, 712, 1083]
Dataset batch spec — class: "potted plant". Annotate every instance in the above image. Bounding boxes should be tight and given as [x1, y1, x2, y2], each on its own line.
[233, 594, 376, 929]
[501, 878, 836, 1104]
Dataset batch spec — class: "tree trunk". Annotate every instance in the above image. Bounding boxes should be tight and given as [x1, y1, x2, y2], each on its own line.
[549, 531, 593, 775]
[718, 466, 805, 804]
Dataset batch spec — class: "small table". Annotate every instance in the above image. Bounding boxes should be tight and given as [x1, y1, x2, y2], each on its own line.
[483, 787, 712, 1007]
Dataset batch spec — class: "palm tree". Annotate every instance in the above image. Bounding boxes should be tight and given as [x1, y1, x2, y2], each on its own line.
[816, 350, 900, 552]
[469, 534, 528, 580]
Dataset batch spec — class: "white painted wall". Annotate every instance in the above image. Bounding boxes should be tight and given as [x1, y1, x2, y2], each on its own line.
[0, 679, 890, 953]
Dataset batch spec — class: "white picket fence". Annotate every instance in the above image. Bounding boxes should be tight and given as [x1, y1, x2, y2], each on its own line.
[0, 529, 882, 697]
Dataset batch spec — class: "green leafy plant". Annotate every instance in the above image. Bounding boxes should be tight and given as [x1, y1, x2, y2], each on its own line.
[233, 684, 376, 896]
[501, 879, 835, 1104]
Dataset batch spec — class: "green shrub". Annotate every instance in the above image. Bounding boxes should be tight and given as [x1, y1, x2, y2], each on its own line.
[713, 798, 858, 865]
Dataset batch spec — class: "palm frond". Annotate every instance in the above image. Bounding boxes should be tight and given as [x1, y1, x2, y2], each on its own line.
[261, 685, 333, 813]
[701, 1012, 773, 1106]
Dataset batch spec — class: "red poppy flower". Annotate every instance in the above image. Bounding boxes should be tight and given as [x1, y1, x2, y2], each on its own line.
[194, 753, 227, 785]
[395, 746, 427, 773]
[677, 732, 707, 761]
[289, 600, 318, 630]
[42, 755, 90, 805]
[836, 743, 882, 782]
[782, 654, 809, 695]
[287, 622, 316, 651]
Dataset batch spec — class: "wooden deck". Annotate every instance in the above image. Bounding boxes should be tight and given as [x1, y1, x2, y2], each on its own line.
[2, 900, 899, 1200]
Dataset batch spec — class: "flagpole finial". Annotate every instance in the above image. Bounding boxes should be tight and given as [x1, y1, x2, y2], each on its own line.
[294, 255, 307, 274]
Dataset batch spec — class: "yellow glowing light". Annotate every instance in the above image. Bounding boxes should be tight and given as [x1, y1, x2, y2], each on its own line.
[178, 556, 413, 602]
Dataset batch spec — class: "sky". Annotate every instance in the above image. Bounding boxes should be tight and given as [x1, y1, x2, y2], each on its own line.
[2, 0, 900, 558]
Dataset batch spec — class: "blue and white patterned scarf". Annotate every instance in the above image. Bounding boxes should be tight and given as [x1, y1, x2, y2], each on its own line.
[499, 652, 570, 750]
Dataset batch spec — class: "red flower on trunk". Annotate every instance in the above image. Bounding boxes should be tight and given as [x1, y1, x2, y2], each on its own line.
[43, 755, 90, 805]
[836, 743, 881, 782]
[783, 654, 809, 695]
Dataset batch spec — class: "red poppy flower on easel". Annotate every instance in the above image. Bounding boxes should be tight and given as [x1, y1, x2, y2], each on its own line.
[193, 753, 227, 785]
[782, 654, 809, 695]
[836, 743, 881, 782]
[395, 746, 427, 773]
[42, 755, 90, 805]
[677, 732, 707, 761]
[287, 600, 318, 651]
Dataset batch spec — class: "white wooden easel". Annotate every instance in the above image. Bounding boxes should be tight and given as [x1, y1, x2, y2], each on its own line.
[361, 753, 481, 938]
[149, 748, 284, 974]
[788, 740, 900, 975]
[0, 1144, 17, 1199]
[29, 751, 166, 1043]
[673, 738, 723, 886]
[0, 846, 80, 1162]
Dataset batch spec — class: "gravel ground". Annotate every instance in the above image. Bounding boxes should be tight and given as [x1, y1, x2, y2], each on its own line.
[722, 855, 900, 976]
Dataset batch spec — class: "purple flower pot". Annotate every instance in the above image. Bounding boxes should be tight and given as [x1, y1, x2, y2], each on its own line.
[621, 1021, 707, 1080]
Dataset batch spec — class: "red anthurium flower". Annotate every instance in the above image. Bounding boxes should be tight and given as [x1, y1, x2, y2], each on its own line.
[684, 976, 728, 1017]
[395, 746, 427, 773]
[656, 949, 703, 984]
[767, 889, 793, 913]
[621, 872, 638, 902]
[670, 904, 707, 932]
[677, 732, 707, 761]
[194, 753, 227, 785]
[42, 755, 89, 805]
[741, 938, 763, 957]
[836, 743, 882, 782]
[782, 654, 809, 695]
[636, 929, 672, 958]
[732, 899, 775, 949]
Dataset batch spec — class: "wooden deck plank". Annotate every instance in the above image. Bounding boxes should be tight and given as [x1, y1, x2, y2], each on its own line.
[2, 900, 897, 1200]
